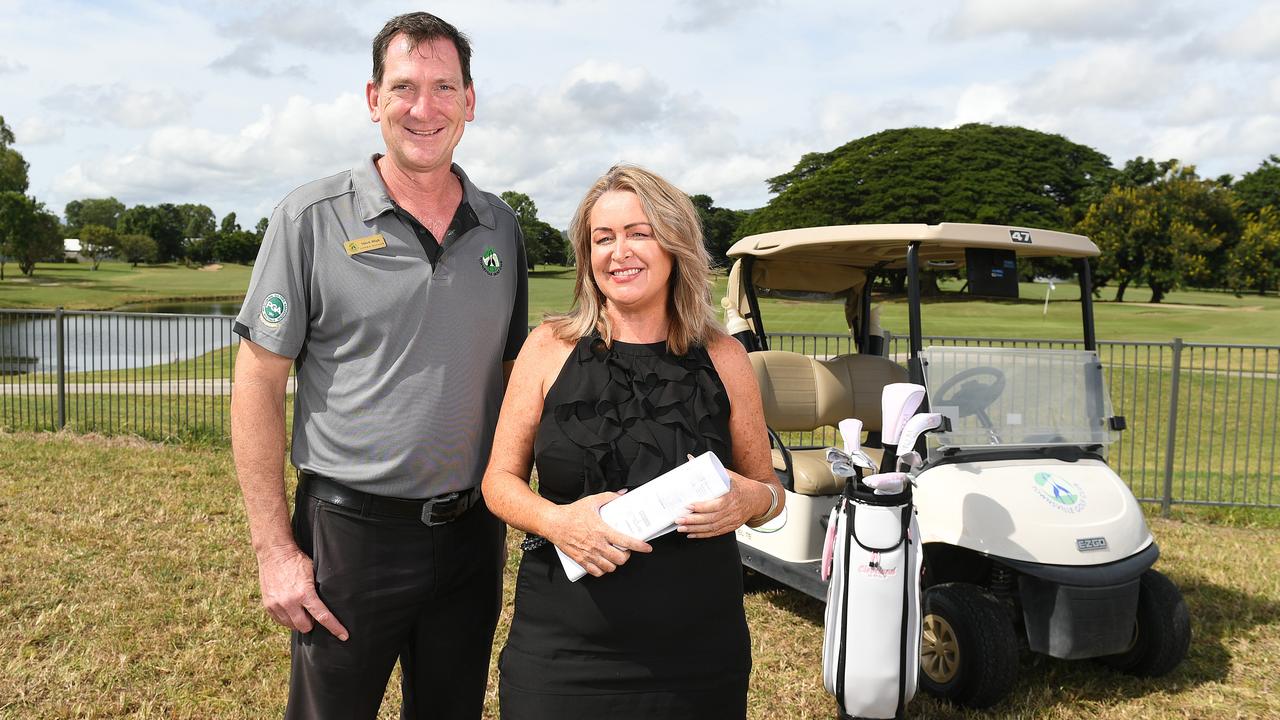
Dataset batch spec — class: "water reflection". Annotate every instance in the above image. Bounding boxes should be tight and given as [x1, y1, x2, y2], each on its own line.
[0, 309, 238, 374]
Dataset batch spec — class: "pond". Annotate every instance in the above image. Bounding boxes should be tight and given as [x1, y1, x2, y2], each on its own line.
[0, 305, 242, 374]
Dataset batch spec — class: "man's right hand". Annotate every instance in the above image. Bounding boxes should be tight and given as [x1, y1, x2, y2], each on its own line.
[258, 545, 349, 641]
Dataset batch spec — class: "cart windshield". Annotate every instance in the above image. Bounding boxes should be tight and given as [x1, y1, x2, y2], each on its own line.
[920, 346, 1118, 450]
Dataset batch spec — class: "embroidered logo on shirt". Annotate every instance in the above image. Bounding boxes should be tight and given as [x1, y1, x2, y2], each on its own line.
[261, 293, 288, 326]
[480, 246, 502, 276]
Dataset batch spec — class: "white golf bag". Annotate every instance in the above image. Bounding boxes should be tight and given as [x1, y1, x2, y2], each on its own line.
[821, 480, 922, 719]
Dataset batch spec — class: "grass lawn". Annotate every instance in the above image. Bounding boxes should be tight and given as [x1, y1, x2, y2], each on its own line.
[2, 432, 1278, 719]
[0, 261, 254, 310]
[6, 262, 1280, 345]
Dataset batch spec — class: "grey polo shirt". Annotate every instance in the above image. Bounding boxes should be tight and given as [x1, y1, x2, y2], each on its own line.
[235, 155, 528, 498]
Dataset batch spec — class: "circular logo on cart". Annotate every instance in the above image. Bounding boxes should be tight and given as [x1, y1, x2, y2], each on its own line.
[261, 293, 288, 326]
[1033, 471, 1086, 513]
[480, 246, 502, 276]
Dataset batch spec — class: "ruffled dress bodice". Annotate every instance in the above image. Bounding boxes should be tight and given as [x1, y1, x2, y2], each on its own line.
[533, 335, 733, 504]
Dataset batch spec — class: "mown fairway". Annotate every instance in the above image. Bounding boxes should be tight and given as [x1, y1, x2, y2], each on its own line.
[2, 433, 1278, 719]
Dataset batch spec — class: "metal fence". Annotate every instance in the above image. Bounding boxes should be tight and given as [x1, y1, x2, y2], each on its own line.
[0, 308, 238, 442]
[3, 309, 1278, 509]
[769, 332, 1280, 511]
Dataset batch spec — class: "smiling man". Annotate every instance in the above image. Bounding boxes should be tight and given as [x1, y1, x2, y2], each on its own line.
[230, 12, 527, 720]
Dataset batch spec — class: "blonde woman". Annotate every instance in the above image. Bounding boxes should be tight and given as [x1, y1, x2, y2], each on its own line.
[483, 165, 783, 719]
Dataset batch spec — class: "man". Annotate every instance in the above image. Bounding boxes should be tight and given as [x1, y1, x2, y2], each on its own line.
[230, 12, 527, 719]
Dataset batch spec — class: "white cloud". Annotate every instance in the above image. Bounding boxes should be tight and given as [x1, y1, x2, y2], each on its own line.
[42, 84, 192, 129]
[1022, 44, 1173, 111]
[221, 3, 365, 53]
[665, 0, 769, 31]
[1201, 0, 1280, 59]
[0, 55, 26, 74]
[14, 117, 63, 145]
[938, 0, 1184, 41]
[210, 43, 308, 78]
[52, 94, 377, 212]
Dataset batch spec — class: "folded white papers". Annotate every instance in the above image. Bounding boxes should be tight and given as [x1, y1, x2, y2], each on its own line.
[556, 451, 731, 582]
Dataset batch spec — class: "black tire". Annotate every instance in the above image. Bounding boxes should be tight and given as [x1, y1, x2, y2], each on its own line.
[1100, 569, 1191, 677]
[919, 583, 1019, 709]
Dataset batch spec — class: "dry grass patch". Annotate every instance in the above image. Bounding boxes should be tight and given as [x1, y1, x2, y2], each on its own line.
[1, 433, 1277, 719]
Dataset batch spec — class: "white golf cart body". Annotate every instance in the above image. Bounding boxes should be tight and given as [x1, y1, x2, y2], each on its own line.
[725, 223, 1187, 707]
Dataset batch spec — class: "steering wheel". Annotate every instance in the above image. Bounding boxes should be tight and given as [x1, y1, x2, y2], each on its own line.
[934, 366, 1007, 428]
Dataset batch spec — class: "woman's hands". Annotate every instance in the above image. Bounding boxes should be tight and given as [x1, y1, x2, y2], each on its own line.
[676, 470, 778, 539]
[541, 491, 652, 577]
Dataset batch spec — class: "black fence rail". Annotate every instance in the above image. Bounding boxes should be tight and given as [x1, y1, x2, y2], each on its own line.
[3, 310, 1277, 509]
[1, 308, 239, 442]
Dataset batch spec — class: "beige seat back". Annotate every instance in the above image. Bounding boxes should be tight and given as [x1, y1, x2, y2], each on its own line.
[749, 350, 909, 495]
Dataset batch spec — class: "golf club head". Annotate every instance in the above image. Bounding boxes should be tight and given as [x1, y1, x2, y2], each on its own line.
[862, 471, 910, 496]
[838, 418, 864, 454]
[881, 383, 926, 445]
[897, 412, 946, 459]
[825, 448, 859, 478]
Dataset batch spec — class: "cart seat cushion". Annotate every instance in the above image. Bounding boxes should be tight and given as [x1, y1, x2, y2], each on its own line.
[749, 351, 908, 432]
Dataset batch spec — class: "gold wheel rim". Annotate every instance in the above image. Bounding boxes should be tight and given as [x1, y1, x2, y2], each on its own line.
[921, 613, 960, 684]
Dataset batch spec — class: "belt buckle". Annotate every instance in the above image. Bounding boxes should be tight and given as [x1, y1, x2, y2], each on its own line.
[421, 491, 461, 526]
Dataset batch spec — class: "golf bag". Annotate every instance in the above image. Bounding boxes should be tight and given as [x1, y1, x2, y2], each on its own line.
[821, 480, 922, 720]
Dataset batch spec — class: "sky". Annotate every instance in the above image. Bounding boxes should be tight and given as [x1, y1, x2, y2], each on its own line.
[2, 0, 1278, 229]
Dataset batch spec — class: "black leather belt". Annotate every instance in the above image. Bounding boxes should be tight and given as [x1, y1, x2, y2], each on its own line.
[297, 471, 480, 526]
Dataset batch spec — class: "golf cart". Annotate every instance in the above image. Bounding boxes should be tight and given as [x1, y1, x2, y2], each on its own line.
[726, 223, 1190, 708]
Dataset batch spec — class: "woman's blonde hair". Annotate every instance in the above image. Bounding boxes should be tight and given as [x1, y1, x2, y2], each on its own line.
[548, 164, 722, 355]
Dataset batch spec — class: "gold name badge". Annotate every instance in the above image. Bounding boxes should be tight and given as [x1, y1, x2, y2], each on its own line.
[344, 234, 388, 256]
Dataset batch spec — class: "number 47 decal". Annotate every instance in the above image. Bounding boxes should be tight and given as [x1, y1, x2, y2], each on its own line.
[1010, 230, 1032, 244]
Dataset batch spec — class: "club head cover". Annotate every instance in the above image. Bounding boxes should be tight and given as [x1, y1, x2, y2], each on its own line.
[881, 383, 926, 445]
[862, 471, 910, 496]
[838, 418, 864, 455]
[897, 412, 946, 458]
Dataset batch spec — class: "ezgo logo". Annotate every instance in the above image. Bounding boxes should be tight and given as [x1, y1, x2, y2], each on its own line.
[1033, 471, 1087, 513]
[261, 293, 288, 327]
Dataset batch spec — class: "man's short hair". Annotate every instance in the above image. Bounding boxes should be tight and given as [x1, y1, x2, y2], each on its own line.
[372, 12, 473, 88]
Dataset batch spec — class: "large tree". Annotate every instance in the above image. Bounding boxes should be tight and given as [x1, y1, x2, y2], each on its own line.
[64, 197, 126, 233]
[1225, 206, 1280, 295]
[1077, 163, 1237, 302]
[0, 192, 62, 277]
[0, 115, 30, 194]
[117, 233, 158, 267]
[741, 124, 1115, 238]
[119, 203, 184, 262]
[177, 203, 216, 241]
[79, 223, 118, 270]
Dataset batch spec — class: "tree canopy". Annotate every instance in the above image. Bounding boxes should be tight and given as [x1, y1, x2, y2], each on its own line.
[740, 124, 1115, 238]
[0, 191, 62, 278]
[1077, 163, 1238, 302]
[1233, 155, 1280, 218]
[0, 115, 30, 194]
[690, 194, 746, 267]
[65, 197, 126, 233]
[501, 191, 566, 268]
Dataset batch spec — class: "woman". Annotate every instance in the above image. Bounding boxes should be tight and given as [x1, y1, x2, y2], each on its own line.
[482, 164, 784, 719]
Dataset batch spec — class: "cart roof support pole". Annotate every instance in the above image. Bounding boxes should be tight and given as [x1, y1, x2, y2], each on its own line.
[1077, 258, 1097, 352]
[906, 242, 925, 385]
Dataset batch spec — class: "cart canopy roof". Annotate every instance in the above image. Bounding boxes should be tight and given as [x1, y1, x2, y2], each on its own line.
[727, 222, 1098, 277]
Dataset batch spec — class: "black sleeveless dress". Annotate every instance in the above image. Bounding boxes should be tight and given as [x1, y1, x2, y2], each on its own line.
[498, 336, 751, 719]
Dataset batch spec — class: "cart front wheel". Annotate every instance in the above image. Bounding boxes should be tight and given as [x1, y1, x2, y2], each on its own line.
[920, 583, 1018, 708]
[1100, 569, 1190, 677]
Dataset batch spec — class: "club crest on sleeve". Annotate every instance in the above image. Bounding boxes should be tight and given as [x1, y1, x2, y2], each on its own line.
[261, 293, 288, 326]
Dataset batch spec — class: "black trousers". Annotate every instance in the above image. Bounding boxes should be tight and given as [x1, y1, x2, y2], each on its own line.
[285, 488, 505, 720]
